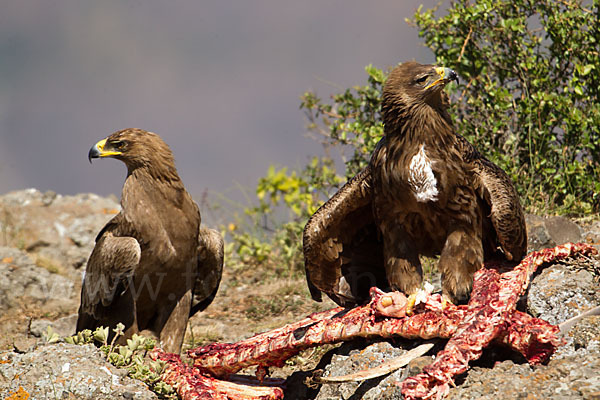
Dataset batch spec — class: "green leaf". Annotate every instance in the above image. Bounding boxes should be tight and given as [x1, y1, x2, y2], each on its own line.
[44, 326, 60, 344]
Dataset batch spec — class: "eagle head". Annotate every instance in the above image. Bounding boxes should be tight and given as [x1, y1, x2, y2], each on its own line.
[88, 128, 178, 177]
[383, 61, 458, 111]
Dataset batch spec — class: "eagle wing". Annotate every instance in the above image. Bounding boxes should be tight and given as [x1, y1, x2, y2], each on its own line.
[78, 217, 141, 322]
[303, 165, 386, 306]
[190, 227, 224, 316]
[457, 135, 527, 261]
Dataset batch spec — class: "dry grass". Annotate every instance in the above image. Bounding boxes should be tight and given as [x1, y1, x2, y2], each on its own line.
[34, 254, 67, 276]
[420, 255, 440, 283]
[243, 280, 311, 321]
[0, 207, 25, 249]
[185, 324, 225, 349]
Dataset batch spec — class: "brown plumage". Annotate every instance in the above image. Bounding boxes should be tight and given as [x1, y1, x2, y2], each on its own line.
[76, 128, 223, 353]
[304, 61, 526, 307]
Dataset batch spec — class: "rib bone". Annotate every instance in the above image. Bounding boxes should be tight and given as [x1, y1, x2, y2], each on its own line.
[150, 348, 285, 400]
[314, 342, 434, 383]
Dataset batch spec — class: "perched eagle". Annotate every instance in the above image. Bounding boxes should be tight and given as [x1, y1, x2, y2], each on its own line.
[303, 61, 526, 307]
[77, 128, 223, 353]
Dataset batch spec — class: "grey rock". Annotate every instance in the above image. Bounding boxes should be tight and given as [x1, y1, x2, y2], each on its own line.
[30, 314, 79, 338]
[526, 214, 583, 251]
[0, 189, 119, 277]
[0, 247, 75, 311]
[447, 343, 600, 399]
[0, 343, 157, 400]
[11, 337, 39, 354]
[311, 341, 437, 400]
[569, 316, 600, 350]
[527, 263, 600, 325]
[545, 216, 583, 246]
[582, 220, 600, 253]
[527, 214, 555, 250]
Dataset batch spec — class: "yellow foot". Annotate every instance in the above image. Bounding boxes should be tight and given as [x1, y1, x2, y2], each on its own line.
[441, 294, 455, 310]
[405, 292, 418, 316]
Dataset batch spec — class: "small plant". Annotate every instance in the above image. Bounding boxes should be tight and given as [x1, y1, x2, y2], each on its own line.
[34, 255, 64, 275]
[43, 326, 60, 344]
[61, 325, 176, 399]
[244, 294, 304, 321]
[185, 324, 224, 349]
[0, 208, 25, 249]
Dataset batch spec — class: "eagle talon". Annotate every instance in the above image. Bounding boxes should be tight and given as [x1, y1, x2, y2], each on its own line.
[381, 296, 394, 308]
[441, 294, 454, 310]
[405, 293, 418, 316]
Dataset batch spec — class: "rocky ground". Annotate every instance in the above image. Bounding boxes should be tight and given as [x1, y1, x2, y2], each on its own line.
[0, 189, 599, 399]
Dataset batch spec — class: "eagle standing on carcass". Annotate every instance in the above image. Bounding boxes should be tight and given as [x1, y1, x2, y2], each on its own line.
[303, 61, 526, 308]
[77, 128, 223, 353]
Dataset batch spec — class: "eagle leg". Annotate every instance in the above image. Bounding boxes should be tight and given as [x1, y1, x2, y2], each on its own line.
[438, 227, 483, 304]
[405, 292, 419, 316]
[157, 289, 193, 354]
[383, 234, 422, 313]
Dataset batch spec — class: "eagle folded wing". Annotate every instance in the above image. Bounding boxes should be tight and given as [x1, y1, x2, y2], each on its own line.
[80, 231, 141, 318]
[191, 227, 224, 316]
[456, 134, 527, 261]
[303, 165, 387, 306]
[125, 197, 177, 264]
[473, 157, 527, 261]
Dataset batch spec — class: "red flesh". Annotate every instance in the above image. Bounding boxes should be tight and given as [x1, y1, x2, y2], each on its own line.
[150, 349, 285, 400]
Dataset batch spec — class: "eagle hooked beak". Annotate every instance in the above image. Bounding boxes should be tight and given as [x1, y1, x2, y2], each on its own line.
[88, 138, 122, 163]
[425, 67, 459, 90]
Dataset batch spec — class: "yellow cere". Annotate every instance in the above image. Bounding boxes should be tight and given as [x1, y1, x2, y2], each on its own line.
[96, 139, 107, 151]
[435, 66, 446, 78]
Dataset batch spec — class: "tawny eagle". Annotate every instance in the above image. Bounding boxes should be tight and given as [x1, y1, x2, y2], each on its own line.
[76, 128, 223, 353]
[303, 61, 526, 307]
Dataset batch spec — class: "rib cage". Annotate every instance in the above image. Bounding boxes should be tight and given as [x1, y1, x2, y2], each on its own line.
[188, 290, 563, 378]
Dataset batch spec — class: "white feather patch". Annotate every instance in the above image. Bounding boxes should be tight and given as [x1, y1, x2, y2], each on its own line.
[408, 145, 438, 202]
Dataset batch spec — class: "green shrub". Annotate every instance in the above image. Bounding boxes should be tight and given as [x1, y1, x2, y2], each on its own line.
[225, 157, 342, 276]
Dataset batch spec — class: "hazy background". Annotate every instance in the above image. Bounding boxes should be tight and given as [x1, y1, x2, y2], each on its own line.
[0, 0, 438, 221]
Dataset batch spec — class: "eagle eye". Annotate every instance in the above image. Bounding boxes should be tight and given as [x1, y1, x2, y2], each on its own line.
[112, 140, 126, 150]
[415, 75, 428, 84]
